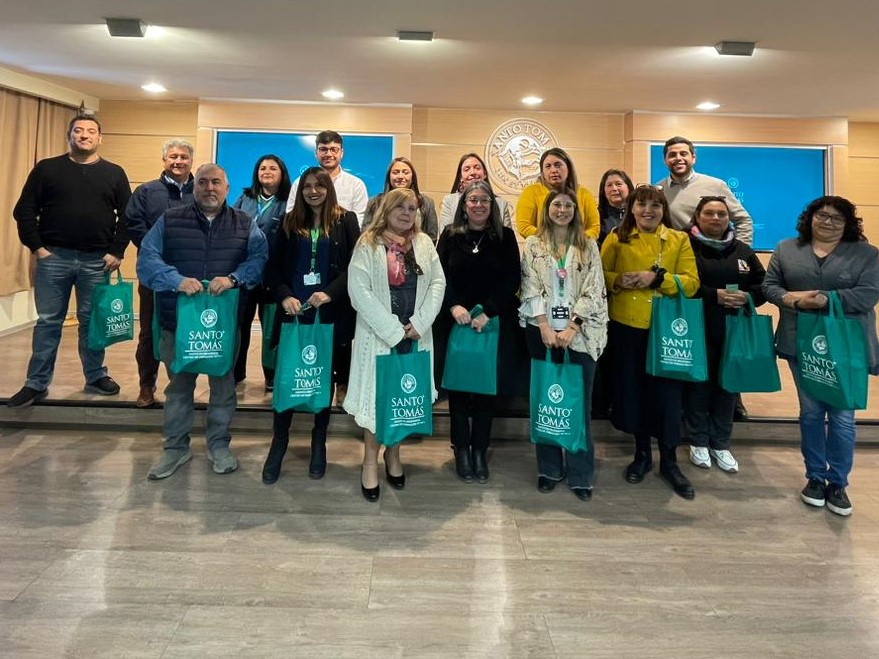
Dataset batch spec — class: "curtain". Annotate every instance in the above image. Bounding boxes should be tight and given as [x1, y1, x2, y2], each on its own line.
[0, 89, 39, 295]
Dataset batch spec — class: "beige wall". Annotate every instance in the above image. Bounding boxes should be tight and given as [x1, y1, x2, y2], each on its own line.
[847, 123, 879, 243]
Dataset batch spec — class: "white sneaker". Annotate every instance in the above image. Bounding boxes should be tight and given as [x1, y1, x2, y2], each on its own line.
[689, 446, 711, 469]
[709, 449, 739, 474]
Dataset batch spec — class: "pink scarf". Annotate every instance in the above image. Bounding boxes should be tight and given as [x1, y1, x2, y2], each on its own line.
[383, 231, 415, 286]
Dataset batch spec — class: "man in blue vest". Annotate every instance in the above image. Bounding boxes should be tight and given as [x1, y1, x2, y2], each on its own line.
[137, 163, 268, 480]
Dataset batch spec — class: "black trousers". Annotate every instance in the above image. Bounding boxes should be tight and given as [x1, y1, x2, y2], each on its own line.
[607, 320, 682, 453]
[448, 390, 496, 451]
[135, 283, 160, 388]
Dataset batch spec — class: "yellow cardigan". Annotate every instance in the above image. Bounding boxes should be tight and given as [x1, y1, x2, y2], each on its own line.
[516, 182, 600, 240]
[599, 225, 699, 329]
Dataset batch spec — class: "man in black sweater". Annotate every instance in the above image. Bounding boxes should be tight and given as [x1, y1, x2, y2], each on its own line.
[9, 114, 131, 407]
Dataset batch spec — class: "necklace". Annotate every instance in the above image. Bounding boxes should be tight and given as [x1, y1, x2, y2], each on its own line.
[471, 232, 486, 254]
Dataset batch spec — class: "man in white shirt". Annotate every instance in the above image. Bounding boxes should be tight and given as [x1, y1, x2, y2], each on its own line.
[287, 130, 368, 226]
[655, 136, 753, 246]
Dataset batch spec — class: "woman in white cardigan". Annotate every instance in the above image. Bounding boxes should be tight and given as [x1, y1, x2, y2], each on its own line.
[345, 188, 446, 501]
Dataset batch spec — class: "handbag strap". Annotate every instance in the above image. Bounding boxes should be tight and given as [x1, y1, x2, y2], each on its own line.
[544, 347, 571, 364]
[828, 291, 844, 317]
[672, 274, 684, 296]
[737, 292, 756, 317]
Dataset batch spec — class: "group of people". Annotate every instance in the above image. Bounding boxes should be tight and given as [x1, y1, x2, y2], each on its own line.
[9, 117, 879, 516]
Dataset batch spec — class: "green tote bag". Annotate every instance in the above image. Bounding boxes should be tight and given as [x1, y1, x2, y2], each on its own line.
[272, 310, 334, 413]
[441, 304, 499, 395]
[646, 275, 708, 382]
[87, 271, 134, 350]
[719, 294, 781, 393]
[375, 347, 433, 447]
[171, 283, 239, 376]
[529, 349, 587, 453]
[796, 291, 869, 410]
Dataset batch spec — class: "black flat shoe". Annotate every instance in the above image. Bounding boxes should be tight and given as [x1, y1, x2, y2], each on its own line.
[385, 463, 405, 490]
[659, 463, 695, 500]
[361, 467, 380, 502]
[537, 476, 556, 493]
[572, 487, 593, 501]
[625, 454, 653, 484]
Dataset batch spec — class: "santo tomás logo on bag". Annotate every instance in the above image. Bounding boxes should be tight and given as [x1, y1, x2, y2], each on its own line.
[200, 309, 218, 328]
[661, 317, 694, 367]
[400, 373, 417, 394]
[104, 296, 132, 338]
[801, 334, 838, 387]
[290, 344, 323, 396]
[391, 371, 425, 426]
[547, 383, 564, 404]
[186, 307, 225, 358]
[301, 344, 317, 365]
[536, 382, 572, 437]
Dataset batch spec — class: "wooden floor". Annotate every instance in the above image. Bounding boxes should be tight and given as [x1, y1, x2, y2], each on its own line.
[4, 322, 879, 657]
[2, 429, 879, 658]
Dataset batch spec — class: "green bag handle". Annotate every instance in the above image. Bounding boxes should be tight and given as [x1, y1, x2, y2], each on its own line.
[291, 306, 322, 324]
[827, 291, 844, 318]
[544, 347, 572, 364]
[735, 292, 756, 317]
[671, 274, 685, 296]
[469, 304, 484, 317]
[104, 270, 124, 285]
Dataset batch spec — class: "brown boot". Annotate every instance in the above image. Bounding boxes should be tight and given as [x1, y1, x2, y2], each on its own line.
[136, 386, 156, 408]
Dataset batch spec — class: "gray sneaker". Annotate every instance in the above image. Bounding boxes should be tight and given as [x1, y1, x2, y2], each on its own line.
[148, 448, 192, 480]
[208, 446, 238, 474]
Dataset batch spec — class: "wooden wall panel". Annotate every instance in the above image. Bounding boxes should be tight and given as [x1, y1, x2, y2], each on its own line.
[848, 123, 879, 157]
[98, 101, 198, 136]
[848, 158, 879, 206]
[99, 135, 180, 186]
[198, 102, 413, 135]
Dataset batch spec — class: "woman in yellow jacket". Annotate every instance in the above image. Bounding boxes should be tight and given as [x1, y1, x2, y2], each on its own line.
[517, 148, 600, 240]
[600, 185, 700, 499]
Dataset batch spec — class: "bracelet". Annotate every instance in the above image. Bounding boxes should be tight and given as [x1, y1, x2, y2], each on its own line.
[649, 268, 667, 289]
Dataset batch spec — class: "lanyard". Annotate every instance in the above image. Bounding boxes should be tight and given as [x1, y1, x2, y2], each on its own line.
[309, 228, 320, 273]
[256, 195, 274, 219]
[554, 241, 570, 293]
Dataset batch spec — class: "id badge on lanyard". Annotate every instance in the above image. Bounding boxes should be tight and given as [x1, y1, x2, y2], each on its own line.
[305, 228, 322, 286]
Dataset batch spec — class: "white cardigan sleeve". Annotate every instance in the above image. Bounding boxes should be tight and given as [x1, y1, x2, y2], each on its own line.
[347, 242, 406, 347]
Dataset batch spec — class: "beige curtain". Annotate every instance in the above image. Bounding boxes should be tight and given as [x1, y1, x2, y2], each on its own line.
[0, 90, 76, 296]
[0, 89, 39, 295]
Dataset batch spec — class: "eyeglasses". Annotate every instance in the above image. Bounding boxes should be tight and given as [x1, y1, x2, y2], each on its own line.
[814, 210, 846, 226]
[550, 201, 575, 210]
[317, 146, 341, 155]
[700, 195, 726, 202]
[466, 197, 492, 206]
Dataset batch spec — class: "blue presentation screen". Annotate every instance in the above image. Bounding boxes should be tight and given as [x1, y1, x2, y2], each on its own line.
[650, 145, 826, 251]
[215, 131, 394, 203]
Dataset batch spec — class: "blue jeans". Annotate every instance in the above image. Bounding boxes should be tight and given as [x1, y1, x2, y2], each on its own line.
[159, 330, 238, 453]
[26, 247, 109, 390]
[788, 359, 856, 487]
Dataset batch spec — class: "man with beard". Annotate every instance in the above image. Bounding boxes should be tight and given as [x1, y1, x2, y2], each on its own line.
[9, 114, 131, 407]
[286, 130, 368, 226]
[136, 164, 268, 479]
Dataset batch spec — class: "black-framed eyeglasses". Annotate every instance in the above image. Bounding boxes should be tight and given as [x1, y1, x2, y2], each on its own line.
[699, 195, 726, 202]
[814, 210, 846, 226]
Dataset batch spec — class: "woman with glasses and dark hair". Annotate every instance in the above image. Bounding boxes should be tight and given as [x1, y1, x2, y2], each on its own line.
[345, 188, 446, 502]
[684, 196, 766, 475]
[231, 154, 292, 390]
[438, 153, 513, 236]
[600, 185, 700, 499]
[520, 187, 607, 500]
[517, 147, 600, 241]
[763, 196, 879, 516]
[363, 157, 438, 242]
[434, 180, 520, 483]
[597, 169, 635, 248]
[261, 166, 359, 484]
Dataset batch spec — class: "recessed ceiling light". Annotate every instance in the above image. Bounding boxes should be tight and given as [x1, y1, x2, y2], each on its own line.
[322, 89, 344, 100]
[696, 101, 720, 111]
[105, 17, 146, 38]
[522, 96, 543, 106]
[141, 82, 167, 93]
[714, 40, 756, 56]
[397, 30, 434, 42]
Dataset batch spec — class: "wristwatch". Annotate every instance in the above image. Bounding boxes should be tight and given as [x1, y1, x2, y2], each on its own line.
[572, 316, 584, 327]
[227, 273, 240, 288]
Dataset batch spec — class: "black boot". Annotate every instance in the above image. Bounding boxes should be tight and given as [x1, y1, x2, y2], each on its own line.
[309, 426, 327, 479]
[659, 445, 695, 500]
[625, 450, 653, 484]
[472, 448, 489, 483]
[262, 434, 289, 484]
[453, 446, 475, 483]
